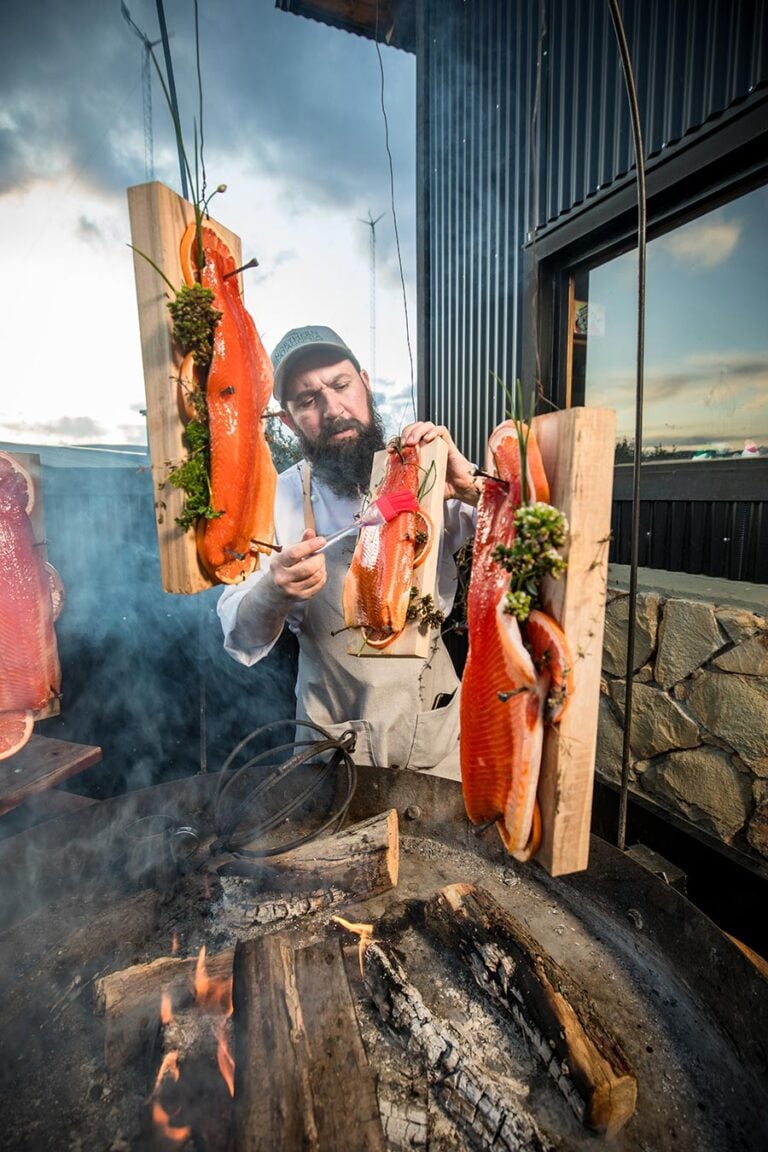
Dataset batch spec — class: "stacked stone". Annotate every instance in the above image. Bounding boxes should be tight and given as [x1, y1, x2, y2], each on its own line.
[597, 591, 768, 862]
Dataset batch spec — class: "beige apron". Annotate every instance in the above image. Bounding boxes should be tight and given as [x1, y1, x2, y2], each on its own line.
[295, 464, 461, 774]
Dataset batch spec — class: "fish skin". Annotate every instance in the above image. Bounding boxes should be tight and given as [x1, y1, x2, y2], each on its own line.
[187, 225, 277, 585]
[460, 422, 551, 856]
[342, 445, 421, 637]
[0, 454, 60, 755]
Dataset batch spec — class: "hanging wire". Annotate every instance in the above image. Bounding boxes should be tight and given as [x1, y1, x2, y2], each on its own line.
[606, 0, 647, 853]
[211, 719, 358, 859]
[374, 0, 417, 419]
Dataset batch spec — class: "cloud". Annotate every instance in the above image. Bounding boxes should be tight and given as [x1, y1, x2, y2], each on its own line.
[660, 219, 741, 269]
[0, 0, 415, 270]
[1, 414, 107, 443]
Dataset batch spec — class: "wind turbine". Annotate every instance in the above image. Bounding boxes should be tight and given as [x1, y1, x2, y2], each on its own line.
[358, 210, 386, 390]
[121, 3, 161, 182]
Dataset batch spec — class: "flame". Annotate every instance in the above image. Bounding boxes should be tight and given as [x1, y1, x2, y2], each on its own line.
[216, 1020, 235, 1097]
[160, 991, 173, 1026]
[194, 945, 233, 1015]
[150, 1051, 192, 1145]
[171, 931, 179, 955]
[332, 916, 374, 976]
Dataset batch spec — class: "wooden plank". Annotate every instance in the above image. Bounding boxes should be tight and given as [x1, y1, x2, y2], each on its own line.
[10, 453, 60, 721]
[348, 437, 448, 658]
[0, 735, 102, 816]
[532, 407, 615, 876]
[232, 935, 385, 1152]
[126, 181, 243, 594]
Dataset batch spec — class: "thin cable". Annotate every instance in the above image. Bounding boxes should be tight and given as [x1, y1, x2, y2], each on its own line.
[374, 0, 417, 419]
[606, 0, 647, 853]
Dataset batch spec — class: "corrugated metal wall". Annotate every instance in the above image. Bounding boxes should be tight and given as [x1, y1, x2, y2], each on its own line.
[420, 0, 767, 463]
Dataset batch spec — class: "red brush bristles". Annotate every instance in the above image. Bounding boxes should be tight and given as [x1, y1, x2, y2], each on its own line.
[373, 489, 420, 522]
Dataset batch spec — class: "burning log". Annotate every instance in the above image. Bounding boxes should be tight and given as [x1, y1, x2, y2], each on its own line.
[145, 947, 235, 1151]
[214, 807, 400, 896]
[358, 934, 552, 1152]
[95, 948, 233, 1070]
[231, 934, 386, 1151]
[423, 883, 637, 1136]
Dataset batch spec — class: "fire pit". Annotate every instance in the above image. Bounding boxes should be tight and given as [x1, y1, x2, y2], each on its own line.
[1, 764, 766, 1150]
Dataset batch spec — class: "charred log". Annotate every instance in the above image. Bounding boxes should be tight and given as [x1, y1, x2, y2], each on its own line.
[361, 937, 552, 1152]
[232, 934, 385, 1151]
[95, 949, 233, 1070]
[424, 883, 637, 1136]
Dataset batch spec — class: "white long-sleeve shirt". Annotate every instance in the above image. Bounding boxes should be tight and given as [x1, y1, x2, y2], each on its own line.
[217, 461, 475, 768]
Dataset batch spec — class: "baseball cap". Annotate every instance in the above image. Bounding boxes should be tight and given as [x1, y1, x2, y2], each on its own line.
[271, 325, 360, 405]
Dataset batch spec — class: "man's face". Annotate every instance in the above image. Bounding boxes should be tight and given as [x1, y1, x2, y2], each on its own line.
[280, 356, 386, 497]
[281, 358, 373, 443]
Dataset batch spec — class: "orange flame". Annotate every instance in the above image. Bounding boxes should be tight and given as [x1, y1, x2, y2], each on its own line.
[160, 991, 173, 1026]
[332, 915, 374, 976]
[150, 1051, 191, 1145]
[171, 931, 179, 955]
[216, 1020, 235, 1097]
[194, 945, 233, 1015]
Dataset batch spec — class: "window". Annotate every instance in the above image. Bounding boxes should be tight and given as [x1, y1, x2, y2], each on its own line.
[571, 184, 768, 463]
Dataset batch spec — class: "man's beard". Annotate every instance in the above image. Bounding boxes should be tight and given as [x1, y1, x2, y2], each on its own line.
[298, 407, 387, 498]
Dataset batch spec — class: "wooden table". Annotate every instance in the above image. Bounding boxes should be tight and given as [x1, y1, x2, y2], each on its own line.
[0, 735, 102, 817]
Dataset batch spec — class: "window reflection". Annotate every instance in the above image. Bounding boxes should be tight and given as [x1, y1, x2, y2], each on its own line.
[574, 184, 768, 461]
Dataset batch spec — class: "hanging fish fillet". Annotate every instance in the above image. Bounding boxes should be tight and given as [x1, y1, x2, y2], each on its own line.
[180, 223, 277, 585]
[460, 420, 571, 859]
[0, 453, 62, 760]
[342, 444, 426, 648]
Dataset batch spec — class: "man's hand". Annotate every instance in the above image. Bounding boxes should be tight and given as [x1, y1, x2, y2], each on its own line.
[397, 421, 481, 505]
[269, 529, 327, 601]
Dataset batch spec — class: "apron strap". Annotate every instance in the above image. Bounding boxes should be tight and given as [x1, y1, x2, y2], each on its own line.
[301, 462, 316, 534]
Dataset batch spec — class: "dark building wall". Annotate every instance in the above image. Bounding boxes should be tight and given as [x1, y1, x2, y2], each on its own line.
[418, 0, 768, 465]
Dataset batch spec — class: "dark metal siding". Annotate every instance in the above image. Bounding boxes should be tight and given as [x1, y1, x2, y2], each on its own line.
[611, 459, 768, 582]
[420, 0, 768, 464]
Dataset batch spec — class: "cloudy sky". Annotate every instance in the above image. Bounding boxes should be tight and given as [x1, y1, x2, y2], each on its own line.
[0, 0, 417, 447]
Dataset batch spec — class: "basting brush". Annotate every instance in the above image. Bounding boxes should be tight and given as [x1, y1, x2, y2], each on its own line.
[316, 489, 421, 552]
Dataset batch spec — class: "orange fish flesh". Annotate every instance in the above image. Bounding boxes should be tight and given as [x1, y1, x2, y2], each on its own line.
[180, 223, 277, 585]
[460, 420, 568, 859]
[0, 452, 61, 759]
[342, 444, 424, 647]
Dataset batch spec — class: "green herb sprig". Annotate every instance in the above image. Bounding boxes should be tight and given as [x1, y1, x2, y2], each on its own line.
[167, 283, 222, 367]
[167, 417, 222, 530]
[406, 587, 445, 632]
[493, 502, 568, 622]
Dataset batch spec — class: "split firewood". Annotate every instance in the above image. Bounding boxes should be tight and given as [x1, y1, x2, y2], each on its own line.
[359, 936, 552, 1152]
[212, 808, 400, 899]
[95, 949, 233, 1071]
[231, 934, 386, 1152]
[423, 883, 637, 1136]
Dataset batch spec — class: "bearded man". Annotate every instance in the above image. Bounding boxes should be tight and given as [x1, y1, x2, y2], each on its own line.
[217, 326, 479, 776]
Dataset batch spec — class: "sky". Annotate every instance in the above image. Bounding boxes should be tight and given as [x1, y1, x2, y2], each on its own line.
[583, 183, 768, 454]
[0, 0, 417, 448]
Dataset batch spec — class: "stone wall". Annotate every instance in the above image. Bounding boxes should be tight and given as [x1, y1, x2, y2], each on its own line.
[597, 587, 768, 865]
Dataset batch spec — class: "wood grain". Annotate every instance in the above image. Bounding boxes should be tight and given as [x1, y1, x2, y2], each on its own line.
[0, 735, 102, 816]
[532, 407, 615, 876]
